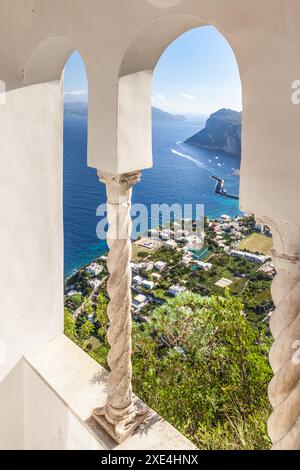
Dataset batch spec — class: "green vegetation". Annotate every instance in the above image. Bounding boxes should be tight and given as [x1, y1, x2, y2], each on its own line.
[137, 250, 149, 259]
[64, 215, 274, 450]
[65, 291, 272, 450]
[67, 293, 83, 310]
[238, 233, 273, 256]
[64, 294, 108, 348]
[151, 246, 182, 264]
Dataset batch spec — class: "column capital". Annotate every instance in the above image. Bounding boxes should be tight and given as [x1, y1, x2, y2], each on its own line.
[98, 170, 141, 189]
[256, 215, 300, 264]
[97, 171, 141, 205]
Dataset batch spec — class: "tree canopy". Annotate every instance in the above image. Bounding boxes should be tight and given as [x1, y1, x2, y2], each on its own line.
[65, 291, 272, 449]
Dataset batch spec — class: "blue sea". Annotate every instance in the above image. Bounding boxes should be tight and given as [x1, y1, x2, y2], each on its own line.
[64, 116, 241, 278]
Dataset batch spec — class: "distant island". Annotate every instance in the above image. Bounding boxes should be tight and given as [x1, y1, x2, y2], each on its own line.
[64, 102, 186, 122]
[152, 106, 186, 122]
[185, 108, 241, 156]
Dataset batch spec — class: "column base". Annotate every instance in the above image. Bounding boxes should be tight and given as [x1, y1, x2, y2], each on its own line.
[92, 404, 148, 444]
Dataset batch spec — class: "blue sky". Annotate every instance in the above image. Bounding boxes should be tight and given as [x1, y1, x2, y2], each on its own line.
[64, 25, 241, 117]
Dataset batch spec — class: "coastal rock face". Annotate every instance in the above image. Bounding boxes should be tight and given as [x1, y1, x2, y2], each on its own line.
[185, 108, 242, 156]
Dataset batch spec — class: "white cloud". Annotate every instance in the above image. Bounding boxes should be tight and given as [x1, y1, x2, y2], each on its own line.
[152, 93, 167, 108]
[64, 90, 87, 96]
[180, 93, 196, 101]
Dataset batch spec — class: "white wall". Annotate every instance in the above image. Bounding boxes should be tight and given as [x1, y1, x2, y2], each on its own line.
[22, 334, 196, 450]
[0, 82, 63, 449]
[117, 71, 153, 174]
[0, 361, 24, 449]
[23, 361, 104, 450]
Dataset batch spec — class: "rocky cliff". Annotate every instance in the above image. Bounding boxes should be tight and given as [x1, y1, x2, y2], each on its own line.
[185, 108, 241, 156]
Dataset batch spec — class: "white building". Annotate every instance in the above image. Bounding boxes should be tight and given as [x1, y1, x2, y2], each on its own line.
[89, 279, 101, 290]
[164, 239, 177, 250]
[168, 285, 186, 297]
[148, 229, 159, 239]
[185, 235, 203, 249]
[144, 262, 154, 272]
[217, 241, 226, 249]
[182, 254, 192, 266]
[132, 275, 143, 286]
[152, 272, 161, 280]
[230, 249, 267, 264]
[141, 279, 155, 290]
[194, 261, 212, 271]
[132, 294, 148, 310]
[86, 263, 103, 276]
[219, 215, 232, 222]
[161, 229, 172, 240]
[154, 261, 167, 272]
[231, 230, 242, 240]
[258, 262, 276, 277]
[131, 262, 141, 273]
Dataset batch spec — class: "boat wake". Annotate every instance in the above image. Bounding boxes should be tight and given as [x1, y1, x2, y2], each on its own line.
[171, 149, 213, 173]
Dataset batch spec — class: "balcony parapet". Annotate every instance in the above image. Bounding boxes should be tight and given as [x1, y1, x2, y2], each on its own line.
[23, 334, 196, 450]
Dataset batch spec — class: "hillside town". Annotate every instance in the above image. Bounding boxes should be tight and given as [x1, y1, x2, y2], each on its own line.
[65, 214, 275, 332]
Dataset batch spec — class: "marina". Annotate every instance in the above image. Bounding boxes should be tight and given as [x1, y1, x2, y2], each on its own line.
[211, 175, 239, 200]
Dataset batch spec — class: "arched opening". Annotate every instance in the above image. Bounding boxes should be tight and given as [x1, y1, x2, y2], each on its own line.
[24, 36, 74, 86]
[63, 51, 110, 348]
[62, 22, 273, 449]
[119, 23, 273, 449]
[63, 51, 107, 279]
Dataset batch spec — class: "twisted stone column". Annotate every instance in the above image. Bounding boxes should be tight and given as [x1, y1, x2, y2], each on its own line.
[257, 216, 300, 449]
[93, 171, 148, 443]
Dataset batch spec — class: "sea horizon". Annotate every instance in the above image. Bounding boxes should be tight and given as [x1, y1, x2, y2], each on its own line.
[64, 115, 242, 278]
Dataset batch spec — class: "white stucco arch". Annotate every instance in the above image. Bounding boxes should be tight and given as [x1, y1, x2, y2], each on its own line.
[119, 14, 205, 78]
[145, 0, 186, 8]
[0, 40, 89, 389]
[118, 11, 243, 80]
[24, 36, 75, 86]
[116, 14, 242, 178]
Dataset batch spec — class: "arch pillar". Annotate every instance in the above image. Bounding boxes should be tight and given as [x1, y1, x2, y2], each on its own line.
[256, 215, 300, 449]
[93, 171, 148, 444]
[88, 70, 153, 174]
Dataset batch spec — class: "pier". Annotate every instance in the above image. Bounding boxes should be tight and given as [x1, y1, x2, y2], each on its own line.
[211, 176, 239, 200]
